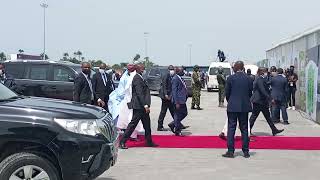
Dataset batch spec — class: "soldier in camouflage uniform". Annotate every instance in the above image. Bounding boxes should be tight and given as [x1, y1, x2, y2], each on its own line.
[191, 65, 203, 110]
[217, 68, 226, 107]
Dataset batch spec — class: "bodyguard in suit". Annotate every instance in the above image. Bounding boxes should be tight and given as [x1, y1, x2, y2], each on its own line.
[92, 63, 115, 111]
[271, 68, 289, 124]
[157, 65, 175, 131]
[73, 62, 94, 104]
[249, 67, 284, 136]
[222, 61, 252, 158]
[120, 63, 158, 149]
[170, 67, 188, 136]
[0, 63, 17, 91]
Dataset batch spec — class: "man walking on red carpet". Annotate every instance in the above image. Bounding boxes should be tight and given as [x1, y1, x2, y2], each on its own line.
[223, 61, 252, 158]
[170, 67, 188, 136]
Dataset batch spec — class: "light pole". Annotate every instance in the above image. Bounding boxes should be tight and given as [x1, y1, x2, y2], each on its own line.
[188, 43, 192, 66]
[144, 32, 149, 58]
[40, 2, 48, 60]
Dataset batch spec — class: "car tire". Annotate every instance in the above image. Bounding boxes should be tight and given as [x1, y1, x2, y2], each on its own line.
[0, 152, 60, 180]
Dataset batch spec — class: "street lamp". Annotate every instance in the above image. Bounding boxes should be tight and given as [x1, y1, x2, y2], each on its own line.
[188, 42, 192, 66]
[144, 32, 149, 59]
[40, 2, 48, 60]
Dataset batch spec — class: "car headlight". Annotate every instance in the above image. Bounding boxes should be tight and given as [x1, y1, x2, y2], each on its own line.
[54, 118, 100, 136]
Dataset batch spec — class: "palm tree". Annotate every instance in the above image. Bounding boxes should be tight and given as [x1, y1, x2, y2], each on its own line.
[0, 52, 6, 61]
[63, 52, 69, 58]
[18, 49, 24, 54]
[74, 51, 82, 61]
[40, 53, 49, 60]
[81, 57, 85, 61]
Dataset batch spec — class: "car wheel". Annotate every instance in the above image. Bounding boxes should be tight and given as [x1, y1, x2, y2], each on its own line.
[0, 153, 60, 180]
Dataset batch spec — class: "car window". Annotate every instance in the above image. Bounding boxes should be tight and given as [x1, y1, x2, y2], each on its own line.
[53, 66, 74, 81]
[4, 63, 25, 79]
[149, 68, 160, 76]
[29, 65, 49, 80]
[209, 67, 231, 76]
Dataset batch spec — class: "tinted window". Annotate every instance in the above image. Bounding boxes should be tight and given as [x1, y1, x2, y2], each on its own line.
[53, 66, 74, 81]
[4, 63, 25, 78]
[149, 68, 160, 76]
[159, 69, 168, 76]
[209, 67, 231, 76]
[30, 65, 49, 80]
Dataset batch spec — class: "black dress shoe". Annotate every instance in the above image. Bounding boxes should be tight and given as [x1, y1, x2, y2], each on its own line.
[157, 127, 168, 131]
[191, 106, 196, 110]
[222, 152, 234, 158]
[272, 129, 284, 136]
[243, 152, 250, 158]
[283, 121, 290, 125]
[168, 124, 175, 133]
[181, 125, 190, 130]
[219, 132, 226, 140]
[175, 132, 184, 137]
[197, 107, 203, 110]
[146, 142, 159, 147]
[119, 142, 128, 149]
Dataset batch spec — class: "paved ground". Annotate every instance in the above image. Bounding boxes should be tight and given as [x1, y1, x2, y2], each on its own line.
[98, 91, 320, 180]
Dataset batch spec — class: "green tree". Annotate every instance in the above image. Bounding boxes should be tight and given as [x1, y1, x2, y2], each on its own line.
[112, 64, 121, 70]
[74, 50, 83, 61]
[0, 52, 6, 61]
[89, 60, 104, 67]
[18, 49, 24, 54]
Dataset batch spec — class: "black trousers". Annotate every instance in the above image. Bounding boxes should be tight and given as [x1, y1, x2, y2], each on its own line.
[249, 103, 277, 132]
[227, 112, 249, 153]
[158, 99, 175, 128]
[173, 104, 188, 133]
[288, 87, 296, 107]
[121, 109, 152, 144]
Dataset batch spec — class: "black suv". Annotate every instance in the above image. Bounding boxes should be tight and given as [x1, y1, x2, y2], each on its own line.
[0, 83, 118, 180]
[144, 66, 193, 96]
[4, 60, 119, 101]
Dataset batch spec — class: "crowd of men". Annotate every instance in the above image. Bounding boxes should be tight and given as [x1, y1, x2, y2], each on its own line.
[0, 61, 298, 156]
[219, 62, 298, 158]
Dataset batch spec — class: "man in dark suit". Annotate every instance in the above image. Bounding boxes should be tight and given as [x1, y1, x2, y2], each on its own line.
[73, 62, 94, 104]
[170, 67, 188, 136]
[223, 61, 252, 158]
[249, 67, 284, 136]
[0, 63, 17, 91]
[120, 64, 158, 149]
[92, 63, 115, 111]
[271, 68, 289, 124]
[157, 65, 175, 131]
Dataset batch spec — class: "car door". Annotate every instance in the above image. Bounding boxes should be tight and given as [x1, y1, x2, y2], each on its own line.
[51, 65, 76, 101]
[146, 68, 161, 91]
[25, 64, 51, 98]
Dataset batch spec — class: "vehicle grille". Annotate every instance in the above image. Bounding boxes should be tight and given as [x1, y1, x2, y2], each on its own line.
[96, 114, 118, 142]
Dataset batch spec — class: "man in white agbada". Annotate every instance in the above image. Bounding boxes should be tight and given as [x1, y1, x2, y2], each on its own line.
[108, 64, 144, 139]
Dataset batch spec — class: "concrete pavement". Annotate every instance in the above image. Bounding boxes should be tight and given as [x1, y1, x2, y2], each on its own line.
[98, 91, 320, 180]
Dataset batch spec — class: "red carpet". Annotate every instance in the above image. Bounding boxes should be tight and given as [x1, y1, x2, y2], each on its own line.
[126, 135, 320, 150]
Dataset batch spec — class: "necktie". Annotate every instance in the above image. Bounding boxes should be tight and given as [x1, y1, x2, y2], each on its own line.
[103, 73, 107, 86]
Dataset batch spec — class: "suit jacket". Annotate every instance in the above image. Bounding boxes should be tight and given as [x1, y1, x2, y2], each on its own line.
[271, 75, 288, 102]
[1, 73, 17, 91]
[159, 72, 173, 100]
[131, 74, 151, 109]
[73, 73, 93, 104]
[250, 76, 271, 105]
[171, 75, 188, 105]
[225, 72, 252, 112]
[92, 72, 114, 103]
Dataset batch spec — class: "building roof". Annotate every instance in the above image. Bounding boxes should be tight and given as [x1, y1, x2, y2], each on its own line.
[267, 24, 320, 51]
